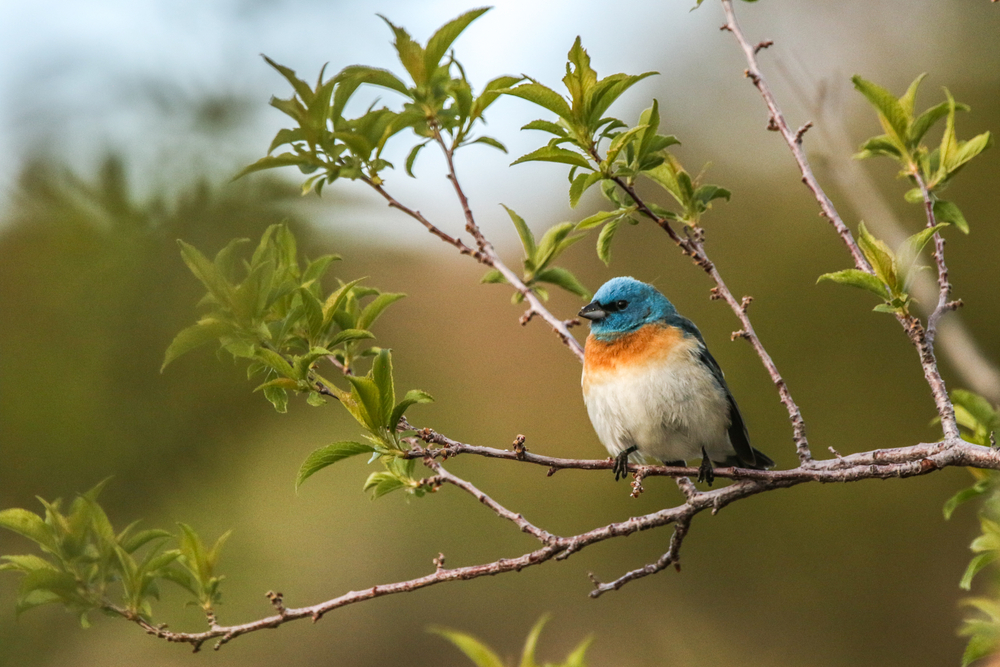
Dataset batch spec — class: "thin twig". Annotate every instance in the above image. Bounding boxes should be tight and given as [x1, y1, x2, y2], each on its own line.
[432, 128, 585, 361]
[720, 0, 871, 273]
[720, 0, 960, 439]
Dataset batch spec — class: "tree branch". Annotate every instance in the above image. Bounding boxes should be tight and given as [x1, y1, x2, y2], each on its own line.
[719, 0, 960, 439]
[362, 153, 585, 362]
[116, 434, 996, 651]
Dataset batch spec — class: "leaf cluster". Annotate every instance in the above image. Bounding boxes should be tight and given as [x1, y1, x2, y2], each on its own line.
[163, 223, 403, 412]
[237, 9, 516, 191]
[480, 206, 590, 302]
[817, 220, 947, 316]
[295, 348, 433, 499]
[504, 42, 728, 264]
[940, 392, 1000, 666]
[431, 615, 592, 667]
[0, 480, 229, 625]
[853, 73, 992, 231]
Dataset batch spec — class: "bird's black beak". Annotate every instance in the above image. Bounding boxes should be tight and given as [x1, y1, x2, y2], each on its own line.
[578, 301, 606, 321]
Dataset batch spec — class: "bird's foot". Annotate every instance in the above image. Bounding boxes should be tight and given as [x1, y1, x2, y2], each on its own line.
[697, 447, 715, 486]
[613, 446, 638, 481]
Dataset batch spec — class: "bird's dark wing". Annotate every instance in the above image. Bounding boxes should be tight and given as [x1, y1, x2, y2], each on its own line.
[670, 315, 758, 467]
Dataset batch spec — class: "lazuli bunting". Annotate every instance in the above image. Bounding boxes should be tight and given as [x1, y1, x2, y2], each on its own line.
[579, 277, 774, 485]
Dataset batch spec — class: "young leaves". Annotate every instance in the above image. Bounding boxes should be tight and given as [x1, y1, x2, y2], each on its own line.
[853, 74, 992, 229]
[241, 10, 516, 190]
[164, 224, 404, 411]
[294, 349, 433, 498]
[0, 483, 227, 623]
[431, 615, 593, 667]
[480, 206, 590, 302]
[817, 221, 948, 315]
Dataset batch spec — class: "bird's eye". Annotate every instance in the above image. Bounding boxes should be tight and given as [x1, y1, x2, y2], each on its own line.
[615, 300, 628, 310]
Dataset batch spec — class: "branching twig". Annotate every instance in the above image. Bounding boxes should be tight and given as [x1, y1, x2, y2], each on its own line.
[362, 155, 585, 362]
[114, 435, 996, 650]
[720, 0, 960, 439]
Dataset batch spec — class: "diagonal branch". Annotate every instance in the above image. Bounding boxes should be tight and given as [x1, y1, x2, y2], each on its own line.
[362, 164, 585, 362]
[719, 0, 960, 440]
[432, 128, 585, 361]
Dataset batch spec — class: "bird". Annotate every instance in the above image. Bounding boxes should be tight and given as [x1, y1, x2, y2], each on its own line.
[579, 276, 773, 485]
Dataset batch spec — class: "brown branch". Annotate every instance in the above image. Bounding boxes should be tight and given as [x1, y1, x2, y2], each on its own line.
[117, 435, 997, 650]
[720, 0, 871, 273]
[589, 517, 691, 597]
[432, 128, 585, 361]
[361, 145, 585, 362]
[719, 0, 961, 440]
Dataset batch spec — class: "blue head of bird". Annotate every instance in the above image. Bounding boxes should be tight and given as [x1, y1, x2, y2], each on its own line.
[579, 277, 678, 340]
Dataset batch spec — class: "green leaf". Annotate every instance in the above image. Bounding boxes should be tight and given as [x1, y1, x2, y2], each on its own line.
[295, 441, 375, 489]
[0, 509, 56, 552]
[481, 268, 508, 285]
[372, 349, 395, 424]
[962, 631, 1000, 667]
[521, 119, 567, 136]
[961, 553, 999, 591]
[233, 153, 315, 181]
[854, 135, 903, 160]
[587, 72, 657, 127]
[424, 8, 490, 74]
[851, 75, 909, 146]
[263, 385, 289, 413]
[535, 267, 590, 299]
[358, 292, 406, 330]
[575, 208, 628, 232]
[177, 240, 233, 307]
[469, 136, 507, 153]
[346, 376, 384, 431]
[263, 55, 314, 103]
[519, 614, 550, 667]
[363, 472, 407, 500]
[856, 221, 897, 290]
[511, 145, 591, 170]
[120, 528, 173, 555]
[0, 555, 57, 573]
[933, 200, 969, 234]
[943, 481, 991, 520]
[596, 218, 620, 266]
[389, 389, 434, 431]
[693, 185, 732, 207]
[430, 627, 506, 667]
[902, 223, 949, 259]
[502, 82, 572, 121]
[329, 328, 375, 347]
[404, 142, 428, 177]
[337, 65, 410, 98]
[500, 205, 537, 259]
[815, 269, 887, 297]
[909, 101, 953, 147]
[569, 171, 603, 208]
[161, 320, 229, 370]
[533, 222, 577, 269]
[953, 390, 1000, 432]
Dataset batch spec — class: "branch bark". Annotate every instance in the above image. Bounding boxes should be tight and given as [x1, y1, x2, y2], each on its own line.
[112, 434, 996, 651]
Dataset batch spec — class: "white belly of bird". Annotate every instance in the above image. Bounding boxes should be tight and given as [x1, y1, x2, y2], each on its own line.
[583, 350, 734, 464]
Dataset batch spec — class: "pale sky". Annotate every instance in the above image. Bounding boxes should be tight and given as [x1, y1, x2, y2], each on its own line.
[0, 0, 992, 249]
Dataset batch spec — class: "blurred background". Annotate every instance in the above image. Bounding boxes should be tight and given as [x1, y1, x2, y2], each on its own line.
[1, 0, 998, 665]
